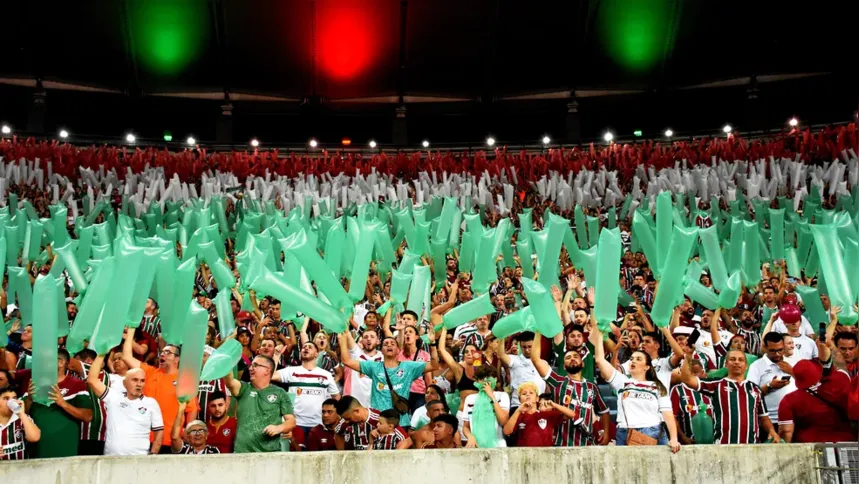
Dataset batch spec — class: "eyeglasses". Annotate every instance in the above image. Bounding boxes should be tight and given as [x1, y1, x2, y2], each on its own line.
[766, 348, 784, 354]
[161, 350, 178, 357]
[251, 362, 273, 371]
[187, 429, 206, 436]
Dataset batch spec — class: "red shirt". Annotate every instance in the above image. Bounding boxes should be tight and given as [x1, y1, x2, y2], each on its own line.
[778, 370, 855, 443]
[206, 417, 237, 454]
[305, 424, 338, 452]
[514, 410, 564, 447]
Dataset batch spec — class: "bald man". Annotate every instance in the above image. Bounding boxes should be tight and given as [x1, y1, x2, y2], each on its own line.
[87, 354, 164, 456]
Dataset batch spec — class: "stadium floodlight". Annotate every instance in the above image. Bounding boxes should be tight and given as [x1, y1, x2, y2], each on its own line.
[723, 124, 732, 134]
[1, 125, 11, 135]
[422, 140, 430, 148]
[664, 129, 673, 138]
[186, 136, 196, 146]
[125, 133, 136, 143]
[250, 138, 260, 148]
[789, 117, 799, 127]
[542, 136, 551, 145]
[603, 131, 614, 142]
[59, 129, 69, 139]
[369, 140, 377, 148]
[486, 137, 496, 147]
[309, 139, 318, 148]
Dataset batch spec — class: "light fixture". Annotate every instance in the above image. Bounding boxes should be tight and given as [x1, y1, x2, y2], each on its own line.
[1, 125, 11, 135]
[163, 131, 173, 142]
[186, 136, 196, 146]
[486, 137, 496, 147]
[422, 140, 430, 148]
[369, 140, 377, 148]
[541, 136, 551, 145]
[59, 129, 69, 139]
[250, 138, 260, 148]
[603, 131, 614, 142]
[664, 129, 674, 138]
[309, 139, 318, 148]
[789, 117, 799, 127]
[723, 124, 732, 134]
[633, 130, 643, 137]
[125, 133, 136, 143]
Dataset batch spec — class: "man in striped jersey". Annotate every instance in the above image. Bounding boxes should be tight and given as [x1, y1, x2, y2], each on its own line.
[273, 341, 341, 435]
[197, 347, 228, 423]
[680, 350, 780, 444]
[77, 349, 111, 456]
[670, 359, 712, 444]
[0, 386, 40, 460]
[531, 332, 610, 446]
[139, 298, 161, 338]
[333, 396, 382, 450]
[735, 310, 763, 356]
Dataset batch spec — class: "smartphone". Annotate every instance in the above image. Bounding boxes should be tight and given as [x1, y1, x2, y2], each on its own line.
[818, 322, 827, 343]
[686, 329, 701, 347]
[780, 376, 791, 381]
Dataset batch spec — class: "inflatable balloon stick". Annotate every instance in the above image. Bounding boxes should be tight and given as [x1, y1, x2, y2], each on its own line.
[632, 211, 660, 278]
[594, 228, 621, 332]
[390, 270, 413, 305]
[655, 191, 673, 273]
[213, 288, 236, 338]
[536, 216, 567, 290]
[769, 208, 785, 261]
[163, 258, 197, 345]
[810, 224, 858, 324]
[521, 278, 563, 338]
[285, 230, 352, 312]
[347, 220, 379, 302]
[491, 307, 535, 339]
[699, 226, 728, 291]
[177, 301, 210, 403]
[406, 265, 431, 315]
[442, 293, 495, 330]
[742, 221, 761, 286]
[199, 339, 243, 382]
[717, 271, 742, 309]
[650, 226, 698, 327]
[684, 280, 719, 310]
[31, 275, 59, 406]
[794, 286, 829, 326]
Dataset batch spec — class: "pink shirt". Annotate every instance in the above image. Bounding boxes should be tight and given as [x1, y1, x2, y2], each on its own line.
[397, 348, 431, 394]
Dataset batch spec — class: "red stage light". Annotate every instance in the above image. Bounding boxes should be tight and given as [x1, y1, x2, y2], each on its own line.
[341, 138, 352, 146]
[318, 4, 375, 81]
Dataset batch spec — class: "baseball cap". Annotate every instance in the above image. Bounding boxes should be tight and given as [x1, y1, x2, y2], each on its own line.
[236, 311, 254, 322]
[792, 360, 823, 390]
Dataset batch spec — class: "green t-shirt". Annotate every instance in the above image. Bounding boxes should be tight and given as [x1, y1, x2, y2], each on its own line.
[359, 360, 427, 427]
[28, 376, 92, 458]
[551, 341, 595, 384]
[233, 381, 294, 454]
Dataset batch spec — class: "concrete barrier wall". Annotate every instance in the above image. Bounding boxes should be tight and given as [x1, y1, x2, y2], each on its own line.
[0, 444, 819, 484]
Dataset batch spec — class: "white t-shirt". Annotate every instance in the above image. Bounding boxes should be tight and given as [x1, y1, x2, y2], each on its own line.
[608, 369, 671, 429]
[508, 354, 546, 406]
[102, 388, 164, 456]
[108, 373, 126, 388]
[694, 329, 733, 367]
[746, 356, 796, 423]
[789, 334, 818, 362]
[772, 316, 814, 338]
[410, 405, 430, 429]
[463, 392, 510, 448]
[275, 366, 340, 427]
[622, 356, 675, 391]
[343, 347, 382, 407]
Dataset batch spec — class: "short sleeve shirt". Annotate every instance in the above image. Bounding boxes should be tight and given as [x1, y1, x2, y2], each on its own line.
[359, 360, 427, 427]
[233, 382, 294, 453]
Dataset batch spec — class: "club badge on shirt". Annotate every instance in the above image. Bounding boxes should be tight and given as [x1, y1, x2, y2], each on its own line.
[267, 394, 277, 403]
[537, 418, 548, 430]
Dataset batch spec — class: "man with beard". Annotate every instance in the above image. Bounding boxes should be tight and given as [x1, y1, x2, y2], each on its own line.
[121, 328, 198, 453]
[551, 323, 596, 382]
[734, 309, 763, 355]
[530, 332, 610, 446]
[339, 330, 439, 428]
[693, 309, 733, 370]
[305, 398, 340, 451]
[273, 341, 340, 436]
[341, 327, 383, 407]
[204, 391, 236, 453]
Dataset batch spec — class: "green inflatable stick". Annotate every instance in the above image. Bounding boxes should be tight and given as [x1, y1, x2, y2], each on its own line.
[49, 204, 69, 246]
[390, 270, 413, 305]
[810, 224, 858, 324]
[458, 231, 475, 274]
[442, 293, 495, 330]
[650, 226, 698, 327]
[655, 191, 674, 274]
[521, 277, 563, 338]
[717, 272, 742, 309]
[55, 277, 68, 338]
[449, 208, 463, 250]
[91, 243, 144, 354]
[586, 216, 600, 248]
[537, 216, 568, 289]
[9, 267, 33, 326]
[491, 307, 535, 339]
[742, 221, 761, 286]
[728, 218, 744, 274]
[684, 280, 719, 310]
[177, 301, 210, 403]
[54, 240, 88, 293]
[794, 286, 829, 326]
[699, 226, 728, 291]
[435, 197, 458, 242]
[163, 258, 197, 345]
[472, 229, 497, 295]
[126, 247, 161, 328]
[22, 219, 44, 265]
[5, 224, 19, 268]
[31, 275, 59, 406]
[324, 220, 345, 278]
[66, 257, 116, 355]
[406, 265, 431, 316]
[574, 205, 588, 249]
[784, 247, 801, 279]
[594, 228, 621, 332]
[516, 238, 535, 278]
[632, 211, 660, 278]
[286, 230, 351, 312]
[844, 239, 859, 302]
[199, 339, 243, 382]
[769, 208, 785, 261]
[347, 220, 379, 302]
[213, 288, 236, 338]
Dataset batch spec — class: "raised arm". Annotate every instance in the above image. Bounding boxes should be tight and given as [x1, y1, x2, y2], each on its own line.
[86, 354, 108, 399]
[530, 332, 552, 378]
[223, 367, 242, 397]
[171, 401, 188, 453]
[121, 327, 142, 370]
[494, 337, 511, 367]
[588, 318, 616, 381]
[438, 327, 463, 381]
[338, 330, 362, 372]
[709, 308, 722, 348]
[679, 353, 700, 389]
[662, 326, 686, 368]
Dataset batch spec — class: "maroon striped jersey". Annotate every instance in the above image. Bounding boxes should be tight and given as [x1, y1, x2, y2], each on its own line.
[697, 378, 767, 444]
[544, 370, 608, 446]
[371, 426, 407, 450]
[0, 414, 32, 460]
[335, 408, 381, 450]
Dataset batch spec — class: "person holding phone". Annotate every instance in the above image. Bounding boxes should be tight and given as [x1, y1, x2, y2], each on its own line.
[746, 333, 796, 430]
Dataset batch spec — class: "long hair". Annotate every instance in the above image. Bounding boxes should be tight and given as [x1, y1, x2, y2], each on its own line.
[632, 350, 668, 396]
[427, 384, 449, 413]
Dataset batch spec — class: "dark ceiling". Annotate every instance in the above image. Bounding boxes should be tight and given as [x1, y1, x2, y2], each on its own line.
[0, 0, 856, 146]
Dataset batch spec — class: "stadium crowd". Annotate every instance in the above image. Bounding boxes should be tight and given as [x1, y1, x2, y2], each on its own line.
[0, 125, 857, 460]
